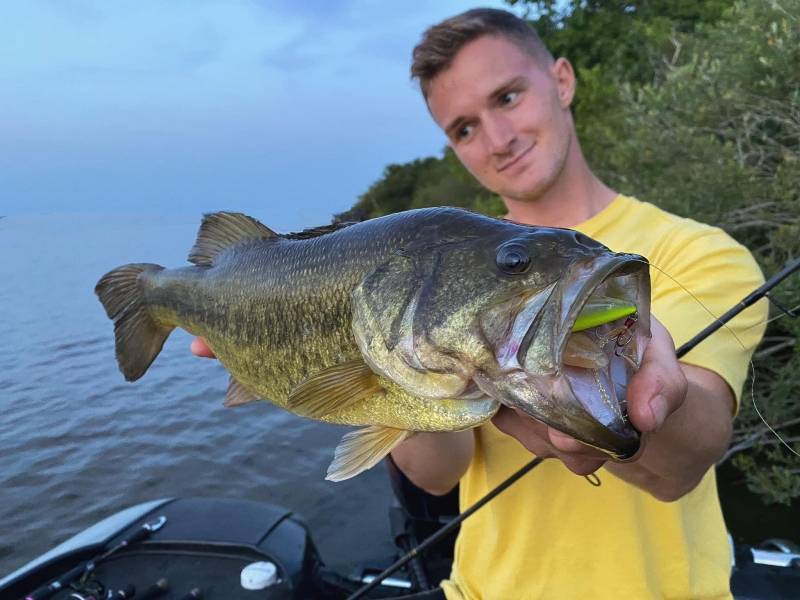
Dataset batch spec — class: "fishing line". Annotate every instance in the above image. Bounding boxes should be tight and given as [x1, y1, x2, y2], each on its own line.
[631, 256, 800, 457]
[743, 302, 800, 331]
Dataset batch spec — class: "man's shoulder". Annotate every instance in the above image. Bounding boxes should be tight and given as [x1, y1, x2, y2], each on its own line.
[621, 195, 745, 254]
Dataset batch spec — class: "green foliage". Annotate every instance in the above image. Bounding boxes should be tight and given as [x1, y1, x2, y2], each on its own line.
[344, 0, 800, 503]
[336, 148, 505, 222]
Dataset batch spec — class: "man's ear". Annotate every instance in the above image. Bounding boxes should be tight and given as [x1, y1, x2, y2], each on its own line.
[551, 57, 576, 108]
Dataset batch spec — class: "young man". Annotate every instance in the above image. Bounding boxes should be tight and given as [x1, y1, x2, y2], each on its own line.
[388, 8, 767, 599]
[193, 8, 766, 598]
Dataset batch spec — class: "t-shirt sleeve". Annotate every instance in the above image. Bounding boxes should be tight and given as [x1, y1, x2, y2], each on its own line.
[648, 225, 768, 409]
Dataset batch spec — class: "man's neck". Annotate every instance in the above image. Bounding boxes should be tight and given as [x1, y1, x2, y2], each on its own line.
[503, 143, 617, 228]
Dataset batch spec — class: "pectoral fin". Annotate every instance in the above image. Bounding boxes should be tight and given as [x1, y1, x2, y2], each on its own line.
[287, 360, 383, 419]
[326, 426, 411, 482]
[225, 376, 260, 407]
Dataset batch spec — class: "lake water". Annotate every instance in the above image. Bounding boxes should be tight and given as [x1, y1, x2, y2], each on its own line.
[1, 213, 797, 580]
[0, 213, 396, 576]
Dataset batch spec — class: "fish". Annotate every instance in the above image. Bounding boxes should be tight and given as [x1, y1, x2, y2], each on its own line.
[95, 207, 651, 481]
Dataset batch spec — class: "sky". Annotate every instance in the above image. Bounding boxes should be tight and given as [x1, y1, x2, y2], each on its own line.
[0, 0, 521, 229]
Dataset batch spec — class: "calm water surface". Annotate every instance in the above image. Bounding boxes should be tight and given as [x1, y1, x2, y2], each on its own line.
[0, 214, 395, 575]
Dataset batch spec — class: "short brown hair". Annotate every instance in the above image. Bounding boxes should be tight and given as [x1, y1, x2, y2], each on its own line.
[411, 8, 553, 98]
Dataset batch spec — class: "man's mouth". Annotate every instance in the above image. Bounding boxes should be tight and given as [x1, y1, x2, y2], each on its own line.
[497, 144, 533, 173]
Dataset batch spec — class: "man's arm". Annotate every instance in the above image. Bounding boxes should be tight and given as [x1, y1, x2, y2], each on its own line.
[391, 431, 474, 496]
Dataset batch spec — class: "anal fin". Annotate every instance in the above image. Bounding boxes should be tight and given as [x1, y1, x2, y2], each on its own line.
[225, 375, 260, 407]
[326, 426, 411, 482]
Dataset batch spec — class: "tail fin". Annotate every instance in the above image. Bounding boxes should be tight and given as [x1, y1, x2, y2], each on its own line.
[95, 263, 173, 381]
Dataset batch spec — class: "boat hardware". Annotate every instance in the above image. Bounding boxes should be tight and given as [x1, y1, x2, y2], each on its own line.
[25, 515, 168, 600]
[137, 578, 169, 600]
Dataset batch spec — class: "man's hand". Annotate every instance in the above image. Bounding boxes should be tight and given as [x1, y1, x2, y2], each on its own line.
[623, 317, 688, 434]
[493, 317, 732, 501]
[191, 337, 216, 358]
[492, 409, 608, 475]
[493, 318, 686, 474]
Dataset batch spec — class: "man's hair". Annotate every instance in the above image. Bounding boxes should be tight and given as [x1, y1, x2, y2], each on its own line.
[411, 8, 553, 99]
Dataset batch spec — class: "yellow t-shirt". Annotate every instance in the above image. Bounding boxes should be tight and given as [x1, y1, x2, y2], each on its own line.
[441, 195, 768, 600]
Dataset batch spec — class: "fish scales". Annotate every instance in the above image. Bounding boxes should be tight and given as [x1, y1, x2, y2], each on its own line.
[132, 209, 500, 430]
[96, 207, 651, 479]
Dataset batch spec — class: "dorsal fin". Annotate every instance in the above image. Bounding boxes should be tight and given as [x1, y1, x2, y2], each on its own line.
[188, 212, 278, 266]
[284, 221, 356, 240]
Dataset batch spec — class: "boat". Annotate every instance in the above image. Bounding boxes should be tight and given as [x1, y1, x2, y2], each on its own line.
[2, 466, 799, 599]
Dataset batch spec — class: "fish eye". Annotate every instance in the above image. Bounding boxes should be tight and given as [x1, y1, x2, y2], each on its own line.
[496, 243, 531, 275]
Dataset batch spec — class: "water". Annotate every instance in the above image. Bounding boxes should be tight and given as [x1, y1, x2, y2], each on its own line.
[0, 214, 396, 575]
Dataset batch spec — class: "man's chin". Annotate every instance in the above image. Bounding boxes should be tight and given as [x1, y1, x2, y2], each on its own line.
[500, 181, 553, 205]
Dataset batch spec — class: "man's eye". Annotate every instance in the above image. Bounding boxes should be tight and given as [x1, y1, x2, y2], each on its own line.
[501, 91, 519, 105]
[456, 124, 474, 140]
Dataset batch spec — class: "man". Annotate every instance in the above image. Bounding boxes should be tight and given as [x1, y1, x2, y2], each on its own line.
[194, 8, 767, 598]
[388, 8, 767, 600]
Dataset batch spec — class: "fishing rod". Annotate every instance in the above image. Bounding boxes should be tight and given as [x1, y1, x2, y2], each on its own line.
[347, 458, 543, 600]
[347, 256, 800, 600]
[676, 256, 800, 358]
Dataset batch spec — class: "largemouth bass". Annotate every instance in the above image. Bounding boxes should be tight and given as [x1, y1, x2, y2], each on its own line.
[96, 207, 651, 480]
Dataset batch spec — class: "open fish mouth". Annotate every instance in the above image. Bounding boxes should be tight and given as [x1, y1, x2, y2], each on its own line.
[499, 254, 651, 459]
[556, 256, 650, 458]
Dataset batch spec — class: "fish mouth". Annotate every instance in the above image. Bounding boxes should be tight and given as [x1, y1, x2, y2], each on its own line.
[488, 253, 651, 460]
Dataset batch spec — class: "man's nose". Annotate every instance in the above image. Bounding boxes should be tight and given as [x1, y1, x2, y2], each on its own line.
[483, 113, 516, 154]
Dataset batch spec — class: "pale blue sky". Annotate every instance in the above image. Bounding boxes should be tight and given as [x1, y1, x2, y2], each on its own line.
[1, 1, 520, 229]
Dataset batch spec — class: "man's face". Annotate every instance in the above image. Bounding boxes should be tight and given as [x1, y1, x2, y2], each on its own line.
[427, 35, 575, 203]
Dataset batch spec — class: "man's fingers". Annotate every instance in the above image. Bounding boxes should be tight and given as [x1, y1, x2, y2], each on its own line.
[559, 455, 605, 476]
[190, 337, 216, 358]
[547, 428, 586, 453]
[626, 318, 687, 433]
[492, 407, 552, 456]
[493, 408, 607, 475]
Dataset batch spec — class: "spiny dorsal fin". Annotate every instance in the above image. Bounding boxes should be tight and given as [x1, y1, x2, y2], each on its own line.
[188, 212, 277, 266]
[326, 426, 411, 482]
[224, 375, 261, 407]
[284, 221, 356, 240]
[287, 359, 383, 419]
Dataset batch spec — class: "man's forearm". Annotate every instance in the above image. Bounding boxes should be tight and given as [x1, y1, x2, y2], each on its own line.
[391, 430, 475, 496]
[605, 363, 734, 501]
